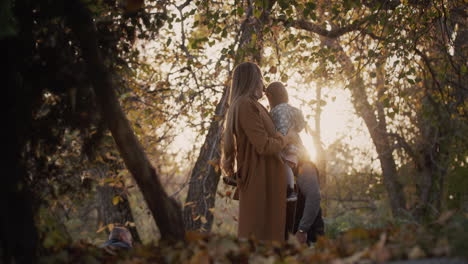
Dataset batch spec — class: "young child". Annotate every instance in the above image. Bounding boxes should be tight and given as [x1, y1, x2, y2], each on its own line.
[266, 82, 307, 202]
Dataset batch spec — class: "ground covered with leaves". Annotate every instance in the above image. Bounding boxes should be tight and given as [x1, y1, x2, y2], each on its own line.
[39, 213, 468, 264]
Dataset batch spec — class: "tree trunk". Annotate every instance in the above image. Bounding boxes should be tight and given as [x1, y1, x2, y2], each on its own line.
[313, 81, 327, 188]
[3, 0, 40, 261]
[183, 0, 276, 231]
[65, 0, 185, 242]
[311, 80, 328, 216]
[95, 166, 141, 243]
[182, 89, 228, 232]
[411, 6, 466, 219]
[325, 38, 407, 218]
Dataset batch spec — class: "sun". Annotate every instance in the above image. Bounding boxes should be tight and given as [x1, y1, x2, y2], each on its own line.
[286, 84, 372, 165]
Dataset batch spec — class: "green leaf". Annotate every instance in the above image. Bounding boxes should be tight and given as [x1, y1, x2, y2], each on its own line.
[237, 6, 244, 16]
[461, 65, 467, 74]
[254, 8, 262, 18]
[278, 0, 289, 10]
[0, 0, 17, 38]
[303, 2, 316, 18]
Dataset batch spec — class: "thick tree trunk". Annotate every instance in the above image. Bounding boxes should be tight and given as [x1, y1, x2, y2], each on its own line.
[182, 88, 228, 231]
[3, 147, 38, 264]
[183, 0, 276, 231]
[3, 0, 40, 261]
[65, 0, 185, 242]
[95, 166, 141, 242]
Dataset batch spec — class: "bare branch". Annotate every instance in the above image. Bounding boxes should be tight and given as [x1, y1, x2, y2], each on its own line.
[278, 13, 377, 38]
[387, 132, 420, 168]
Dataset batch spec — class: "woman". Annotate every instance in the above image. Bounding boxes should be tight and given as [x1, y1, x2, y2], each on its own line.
[221, 62, 296, 242]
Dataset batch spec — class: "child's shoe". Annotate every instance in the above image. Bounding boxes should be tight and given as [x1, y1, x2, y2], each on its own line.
[287, 187, 298, 202]
[223, 175, 238, 187]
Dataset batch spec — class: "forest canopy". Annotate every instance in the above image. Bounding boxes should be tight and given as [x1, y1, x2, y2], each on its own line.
[3, 0, 467, 262]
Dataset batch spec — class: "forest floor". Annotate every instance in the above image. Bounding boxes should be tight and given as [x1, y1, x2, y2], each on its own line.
[39, 212, 468, 264]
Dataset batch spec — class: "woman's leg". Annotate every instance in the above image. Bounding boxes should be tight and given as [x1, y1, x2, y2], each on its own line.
[296, 162, 321, 234]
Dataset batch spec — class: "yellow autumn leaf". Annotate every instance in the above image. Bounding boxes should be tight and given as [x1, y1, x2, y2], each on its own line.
[207, 159, 219, 168]
[183, 201, 194, 207]
[112, 196, 120, 205]
[96, 225, 107, 233]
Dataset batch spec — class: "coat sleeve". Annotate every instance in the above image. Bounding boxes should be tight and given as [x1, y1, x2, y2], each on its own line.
[238, 99, 287, 155]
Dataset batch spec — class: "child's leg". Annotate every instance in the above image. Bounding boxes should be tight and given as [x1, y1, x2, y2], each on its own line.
[285, 164, 295, 189]
[285, 164, 297, 202]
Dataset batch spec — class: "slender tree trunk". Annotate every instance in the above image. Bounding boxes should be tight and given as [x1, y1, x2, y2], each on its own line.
[65, 0, 185, 242]
[183, 0, 276, 231]
[312, 80, 327, 215]
[324, 38, 407, 218]
[313, 81, 326, 187]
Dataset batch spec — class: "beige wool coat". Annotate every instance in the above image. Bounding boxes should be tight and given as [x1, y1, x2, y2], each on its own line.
[234, 96, 287, 242]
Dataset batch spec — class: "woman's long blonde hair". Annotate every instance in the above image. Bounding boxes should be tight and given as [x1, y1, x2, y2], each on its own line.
[221, 62, 263, 176]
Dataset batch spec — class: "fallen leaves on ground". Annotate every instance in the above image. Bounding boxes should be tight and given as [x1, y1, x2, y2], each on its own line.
[39, 214, 468, 264]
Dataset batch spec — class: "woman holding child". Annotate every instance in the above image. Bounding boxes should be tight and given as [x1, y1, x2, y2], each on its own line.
[221, 62, 297, 242]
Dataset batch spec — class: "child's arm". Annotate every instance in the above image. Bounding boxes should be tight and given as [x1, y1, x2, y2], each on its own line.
[293, 107, 306, 132]
[271, 109, 290, 136]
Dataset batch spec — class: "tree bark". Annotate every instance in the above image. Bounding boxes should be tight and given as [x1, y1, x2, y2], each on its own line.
[325, 38, 407, 218]
[65, 0, 185, 242]
[3, 0, 40, 262]
[411, 5, 466, 219]
[183, 0, 276, 231]
[95, 166, 141, 242]
[313, 81, 327, 187]
[312, 80, 328, 216]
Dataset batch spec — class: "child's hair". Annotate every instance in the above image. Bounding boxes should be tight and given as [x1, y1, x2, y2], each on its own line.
[265, 82, 288, 108]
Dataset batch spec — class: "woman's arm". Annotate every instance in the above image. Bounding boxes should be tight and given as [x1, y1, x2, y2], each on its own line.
[238, 98, 287, 155]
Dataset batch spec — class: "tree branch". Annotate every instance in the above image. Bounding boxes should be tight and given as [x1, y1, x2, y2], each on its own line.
[278, 13, 377, 38]
[387, 132, 421, 168]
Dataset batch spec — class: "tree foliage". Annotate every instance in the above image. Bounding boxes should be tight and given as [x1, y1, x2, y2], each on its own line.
[3, 0, 467, 261]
